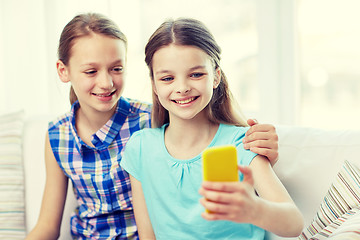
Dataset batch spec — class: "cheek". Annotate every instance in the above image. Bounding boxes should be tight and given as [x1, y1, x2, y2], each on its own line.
[112, 75, 126, 91]
[154, 85, 171, 105]
[154, 87, 167, 100]
[153, 82, 166, 97]
[69, 74, 90, 93]
[154, 89, 169, 110]
[200, 80, 215, 96]
[115, 75, 124, 85]
[72, 82, 92, 95]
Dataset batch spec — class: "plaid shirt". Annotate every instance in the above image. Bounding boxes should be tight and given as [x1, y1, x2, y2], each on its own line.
[48, 97, 151, 239]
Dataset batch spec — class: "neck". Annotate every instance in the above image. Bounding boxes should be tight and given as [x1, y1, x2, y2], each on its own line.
[75, 104, 116, 146]
[78, 107, 114, 131]
[165, 117, 219, 159]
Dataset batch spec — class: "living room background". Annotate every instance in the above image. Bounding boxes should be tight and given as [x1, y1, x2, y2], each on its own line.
[0, 0, 359, 130]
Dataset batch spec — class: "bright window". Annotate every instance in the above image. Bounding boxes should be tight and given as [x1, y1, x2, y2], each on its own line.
[298, 0, 360, 129]
[0, 0, 258, 118]
[3, 0, 358, 130]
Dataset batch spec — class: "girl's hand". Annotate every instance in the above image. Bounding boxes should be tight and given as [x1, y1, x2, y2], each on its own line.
[243, 119, 279, 166]
[199, 166, 260, 223]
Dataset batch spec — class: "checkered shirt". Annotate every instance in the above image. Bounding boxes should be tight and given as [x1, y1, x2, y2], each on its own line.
[48, 97, 151, 239]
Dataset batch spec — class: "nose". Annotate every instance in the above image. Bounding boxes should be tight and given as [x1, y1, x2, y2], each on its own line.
[97, 71, 114, 89]
[176, 78, 190, 94]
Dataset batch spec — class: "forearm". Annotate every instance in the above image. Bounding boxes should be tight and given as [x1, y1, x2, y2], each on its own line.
[130, 175, 156, 239]
[137, 228, 156, 240]
[26, 223, 60, 240]
[254, 199, 304, 237]
[249, 156, 303, 236]
[138, 236, 156, 240]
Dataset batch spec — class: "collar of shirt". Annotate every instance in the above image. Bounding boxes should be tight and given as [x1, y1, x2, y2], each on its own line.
[68, 97, 131, 153]
[92, 97, 131, 148]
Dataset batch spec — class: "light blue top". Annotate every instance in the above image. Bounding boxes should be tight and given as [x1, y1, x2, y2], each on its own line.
[121, 123, 265, 240]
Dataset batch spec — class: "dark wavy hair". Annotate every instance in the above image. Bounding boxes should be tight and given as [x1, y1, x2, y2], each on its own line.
[145, 18, 247, 128]
[58, 12, 127, 105]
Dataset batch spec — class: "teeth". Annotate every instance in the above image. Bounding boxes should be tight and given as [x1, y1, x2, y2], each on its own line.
[176, 97, 195, 104]
[96, 92, 112, 97]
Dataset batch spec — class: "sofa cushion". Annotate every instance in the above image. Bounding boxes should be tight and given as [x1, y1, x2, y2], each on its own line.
[0, 110, 25, 239]
[274, 125, 360, 228]
[308, 206, 360, 239]
[299, 160, 360, 239]
[327, 206, 360, 239]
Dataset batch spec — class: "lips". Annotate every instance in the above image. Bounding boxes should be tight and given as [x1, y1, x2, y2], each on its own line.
[172, 96, 198, 104]
[92, 90, 116, 97]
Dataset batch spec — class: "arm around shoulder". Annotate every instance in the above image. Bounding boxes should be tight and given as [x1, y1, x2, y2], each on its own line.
[244, 120, 279, 165]
[26, 132, 69, 240]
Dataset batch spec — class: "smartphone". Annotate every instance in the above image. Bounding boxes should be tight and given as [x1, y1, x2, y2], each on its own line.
[202, 145, 239, 182]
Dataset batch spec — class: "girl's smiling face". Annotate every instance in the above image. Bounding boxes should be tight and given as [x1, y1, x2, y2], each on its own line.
[59, 33, 126, 115]
[152, 44, 220, 123]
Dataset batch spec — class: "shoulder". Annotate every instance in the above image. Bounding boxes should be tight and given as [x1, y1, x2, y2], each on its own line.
[48, 111, 72, 133]
[129, 126, 162, 142]
[126, 98, 152, 115]
[47, 112, 74, 152]
[213, 124, 250, 148]
[217, 124, 257, 166]
[118, 98, 152, 128]
[123, 127, 163, 165]
[48, 101, 79, 133]
[126, 126, 163, 150]
[128, 98, 152, 113]
[219, 124, 249, 139]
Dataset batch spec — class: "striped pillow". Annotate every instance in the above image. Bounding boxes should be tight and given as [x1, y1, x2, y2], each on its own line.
[308, 206, 360, 239]
[0, 110, 26, 239]
[327, 206, 360, 239]
[299, 160, 360, 240]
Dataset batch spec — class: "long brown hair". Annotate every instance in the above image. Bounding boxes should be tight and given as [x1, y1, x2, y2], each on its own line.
[58, 13, 127, 105]
[145, 18, 247, 128]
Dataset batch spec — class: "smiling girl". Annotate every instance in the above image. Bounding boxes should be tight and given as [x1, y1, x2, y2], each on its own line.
[120, 18, 303, 239]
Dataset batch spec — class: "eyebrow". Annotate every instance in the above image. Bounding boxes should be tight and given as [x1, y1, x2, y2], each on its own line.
[155, 65, 206, 75]
[154, 69, 171, 75]
[190, 65, 206, 71]
[80, 59, 123, 67]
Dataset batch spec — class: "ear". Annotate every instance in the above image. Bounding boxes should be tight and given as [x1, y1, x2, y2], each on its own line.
[56, 60, 70, 83]
[213, 67, 221, 89]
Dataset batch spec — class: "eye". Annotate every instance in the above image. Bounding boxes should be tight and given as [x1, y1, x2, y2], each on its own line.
[85, 70, 97, 75]
[160, 76, 174, 82]
[112, 66, 124, 73]
[190, 72, 205, 78]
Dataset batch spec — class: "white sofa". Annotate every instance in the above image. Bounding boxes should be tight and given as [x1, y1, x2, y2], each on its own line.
[22, 116, 360, 239]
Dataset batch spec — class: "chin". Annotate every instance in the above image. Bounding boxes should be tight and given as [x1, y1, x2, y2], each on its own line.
[96, 101, 118, 112]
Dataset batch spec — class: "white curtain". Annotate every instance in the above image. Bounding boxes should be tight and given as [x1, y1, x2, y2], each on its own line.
[1, 0, 62, 117]
[0, 0, 151, 118]
[0, 0, 260, 121]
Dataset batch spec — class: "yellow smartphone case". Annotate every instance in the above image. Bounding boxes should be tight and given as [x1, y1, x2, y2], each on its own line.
[202, 145, 239, 182]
